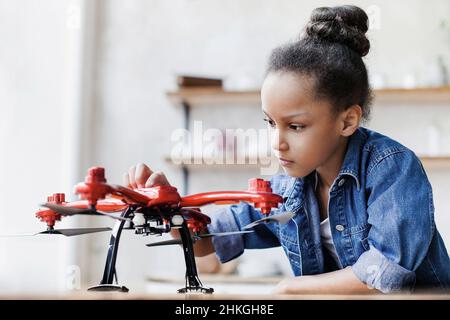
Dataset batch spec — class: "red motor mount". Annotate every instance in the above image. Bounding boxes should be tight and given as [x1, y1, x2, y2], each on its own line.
[247, 178, 279, 214]
[36, 193, 65, 228]
[74, 167, 112, 207]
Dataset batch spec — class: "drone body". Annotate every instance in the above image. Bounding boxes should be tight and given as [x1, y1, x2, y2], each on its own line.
[33, 166, 285, 293]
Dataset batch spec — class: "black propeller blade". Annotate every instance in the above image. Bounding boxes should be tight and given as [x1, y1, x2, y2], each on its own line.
[41, 203, 130, 222]
[40, 227, 112, 236]
[146, 238, 183, 247]
[242, 211, 295, 230]
[0, 227, 112, 237]
[145, 230, 254, 247]
[196, 230, 254, 238]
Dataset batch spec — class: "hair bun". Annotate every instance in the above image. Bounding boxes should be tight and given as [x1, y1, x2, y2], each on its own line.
[305, 5, 370, 57]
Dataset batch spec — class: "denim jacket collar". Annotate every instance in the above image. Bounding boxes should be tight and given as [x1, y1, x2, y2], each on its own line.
[282, 128, 368, 211]
[282, 177, 304, 213]
[337, 127, 368, 191]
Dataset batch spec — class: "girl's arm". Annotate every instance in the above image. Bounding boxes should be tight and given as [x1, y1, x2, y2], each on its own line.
[273, 267, 381, 295]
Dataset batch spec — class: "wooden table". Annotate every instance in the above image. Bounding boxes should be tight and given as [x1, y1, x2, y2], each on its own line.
[1, 292, 449, 300]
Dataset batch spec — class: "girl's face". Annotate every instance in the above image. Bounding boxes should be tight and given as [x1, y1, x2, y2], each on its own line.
[261, 71, 344, 178]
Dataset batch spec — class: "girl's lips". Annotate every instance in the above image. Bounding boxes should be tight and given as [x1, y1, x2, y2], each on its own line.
[279, 158, 294, 166]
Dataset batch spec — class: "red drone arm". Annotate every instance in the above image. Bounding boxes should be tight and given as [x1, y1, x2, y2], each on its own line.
[73, 168, 282, 214]
[180, 178, 282, 214]
[67, 198, 128, 211]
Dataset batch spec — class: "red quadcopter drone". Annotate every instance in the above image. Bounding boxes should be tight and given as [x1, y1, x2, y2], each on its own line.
[30, 166, 292, 293]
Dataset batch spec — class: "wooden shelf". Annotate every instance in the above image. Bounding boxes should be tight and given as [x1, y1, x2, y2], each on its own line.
[373, 86, 450, 103]
[419, 156, 450, 169]
[374, 87, 450, 94]
[167, 86, 450, 106]
[166, 87, 261, 106]
[165, 155, 450, 169]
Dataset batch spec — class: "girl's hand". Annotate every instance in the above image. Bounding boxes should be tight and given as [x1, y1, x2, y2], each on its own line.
[272, 268, 380, 295]
[123, 163, 177, 238]
[122, 163, 215, 256]
[122, 163, 170, 189]
[272, 277, 297, 295]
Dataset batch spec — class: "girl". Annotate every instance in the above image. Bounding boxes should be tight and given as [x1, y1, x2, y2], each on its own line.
[124, 5, 450, 294]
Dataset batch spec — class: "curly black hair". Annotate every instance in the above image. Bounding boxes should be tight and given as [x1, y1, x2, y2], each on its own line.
[267, 5, 373, 121]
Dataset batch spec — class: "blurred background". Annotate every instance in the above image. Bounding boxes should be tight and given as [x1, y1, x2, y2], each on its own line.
[0, 0, 449, 295]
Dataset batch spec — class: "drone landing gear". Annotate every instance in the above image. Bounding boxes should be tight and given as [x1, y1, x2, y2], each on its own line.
[178, 287, 214, 294]
[89, 207, 132, 293]
[178, 223, 214, 294]
[87, 284, 129, 293]
[177, 280, 214, 294]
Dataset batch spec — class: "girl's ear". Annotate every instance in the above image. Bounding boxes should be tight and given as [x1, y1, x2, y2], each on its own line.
[340, 105, 362, 137]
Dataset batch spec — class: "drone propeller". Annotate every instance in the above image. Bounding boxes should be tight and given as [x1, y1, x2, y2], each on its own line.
[242, 211, 295, 230]
[0, 227, 112, 237]
[145, 239, 183, 247]
[41, 203, 130, 222]
[195, 230, 254, 238]
[145, 230, 254, 247]
[40, 227, 112, 236]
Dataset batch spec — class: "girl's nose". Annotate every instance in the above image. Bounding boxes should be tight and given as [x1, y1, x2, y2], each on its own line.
[271, 129, 289, 152]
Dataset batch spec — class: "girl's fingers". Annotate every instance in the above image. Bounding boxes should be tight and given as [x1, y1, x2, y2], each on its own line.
[145, 171, 170, 188]
[128, 166, 138, 189]
[122, 172, 131, 188]
[135, 163, 153, 188]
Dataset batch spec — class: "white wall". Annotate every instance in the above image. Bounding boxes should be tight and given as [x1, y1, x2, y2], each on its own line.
[0, 0, 99, 293]
[0, 0, 72, 293]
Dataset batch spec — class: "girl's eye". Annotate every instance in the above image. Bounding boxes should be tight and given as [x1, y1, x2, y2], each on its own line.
[289, 124, 306, 131]
[263, 118, 276, 128]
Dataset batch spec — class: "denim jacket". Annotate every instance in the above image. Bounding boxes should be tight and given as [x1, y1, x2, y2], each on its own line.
[207, 127, 450, 293]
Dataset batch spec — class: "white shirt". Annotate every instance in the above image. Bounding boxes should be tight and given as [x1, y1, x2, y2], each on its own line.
[320, 218, 343, 269]
[314, 171, 343, 269]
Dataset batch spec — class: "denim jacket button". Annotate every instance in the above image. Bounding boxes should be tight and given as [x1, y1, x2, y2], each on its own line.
[336, 224, 345, 232]
[338, 179, 346, 187]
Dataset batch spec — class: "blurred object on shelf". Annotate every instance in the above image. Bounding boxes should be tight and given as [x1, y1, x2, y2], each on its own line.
[437, 56, 448, 86]
[177, 75, 223, 88]
[370, 72, 387, 89]
[402, 72, 418, 89]
[424, 56, 449, 87]
[427, 120, 442, 156]
[439, 18, 450, 46]
[223, 71, 262, 91]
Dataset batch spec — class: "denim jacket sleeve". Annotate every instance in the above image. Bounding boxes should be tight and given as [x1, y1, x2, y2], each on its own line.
[352, 149, 435, 293]
[207, 176, 284, 263]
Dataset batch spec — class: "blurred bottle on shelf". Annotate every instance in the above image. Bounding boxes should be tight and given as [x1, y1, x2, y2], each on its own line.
[424, 56, 448, 87]
[426, 120, 441, 156]
[402, 72, 418, 89]
[369, 72, 386, 89]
